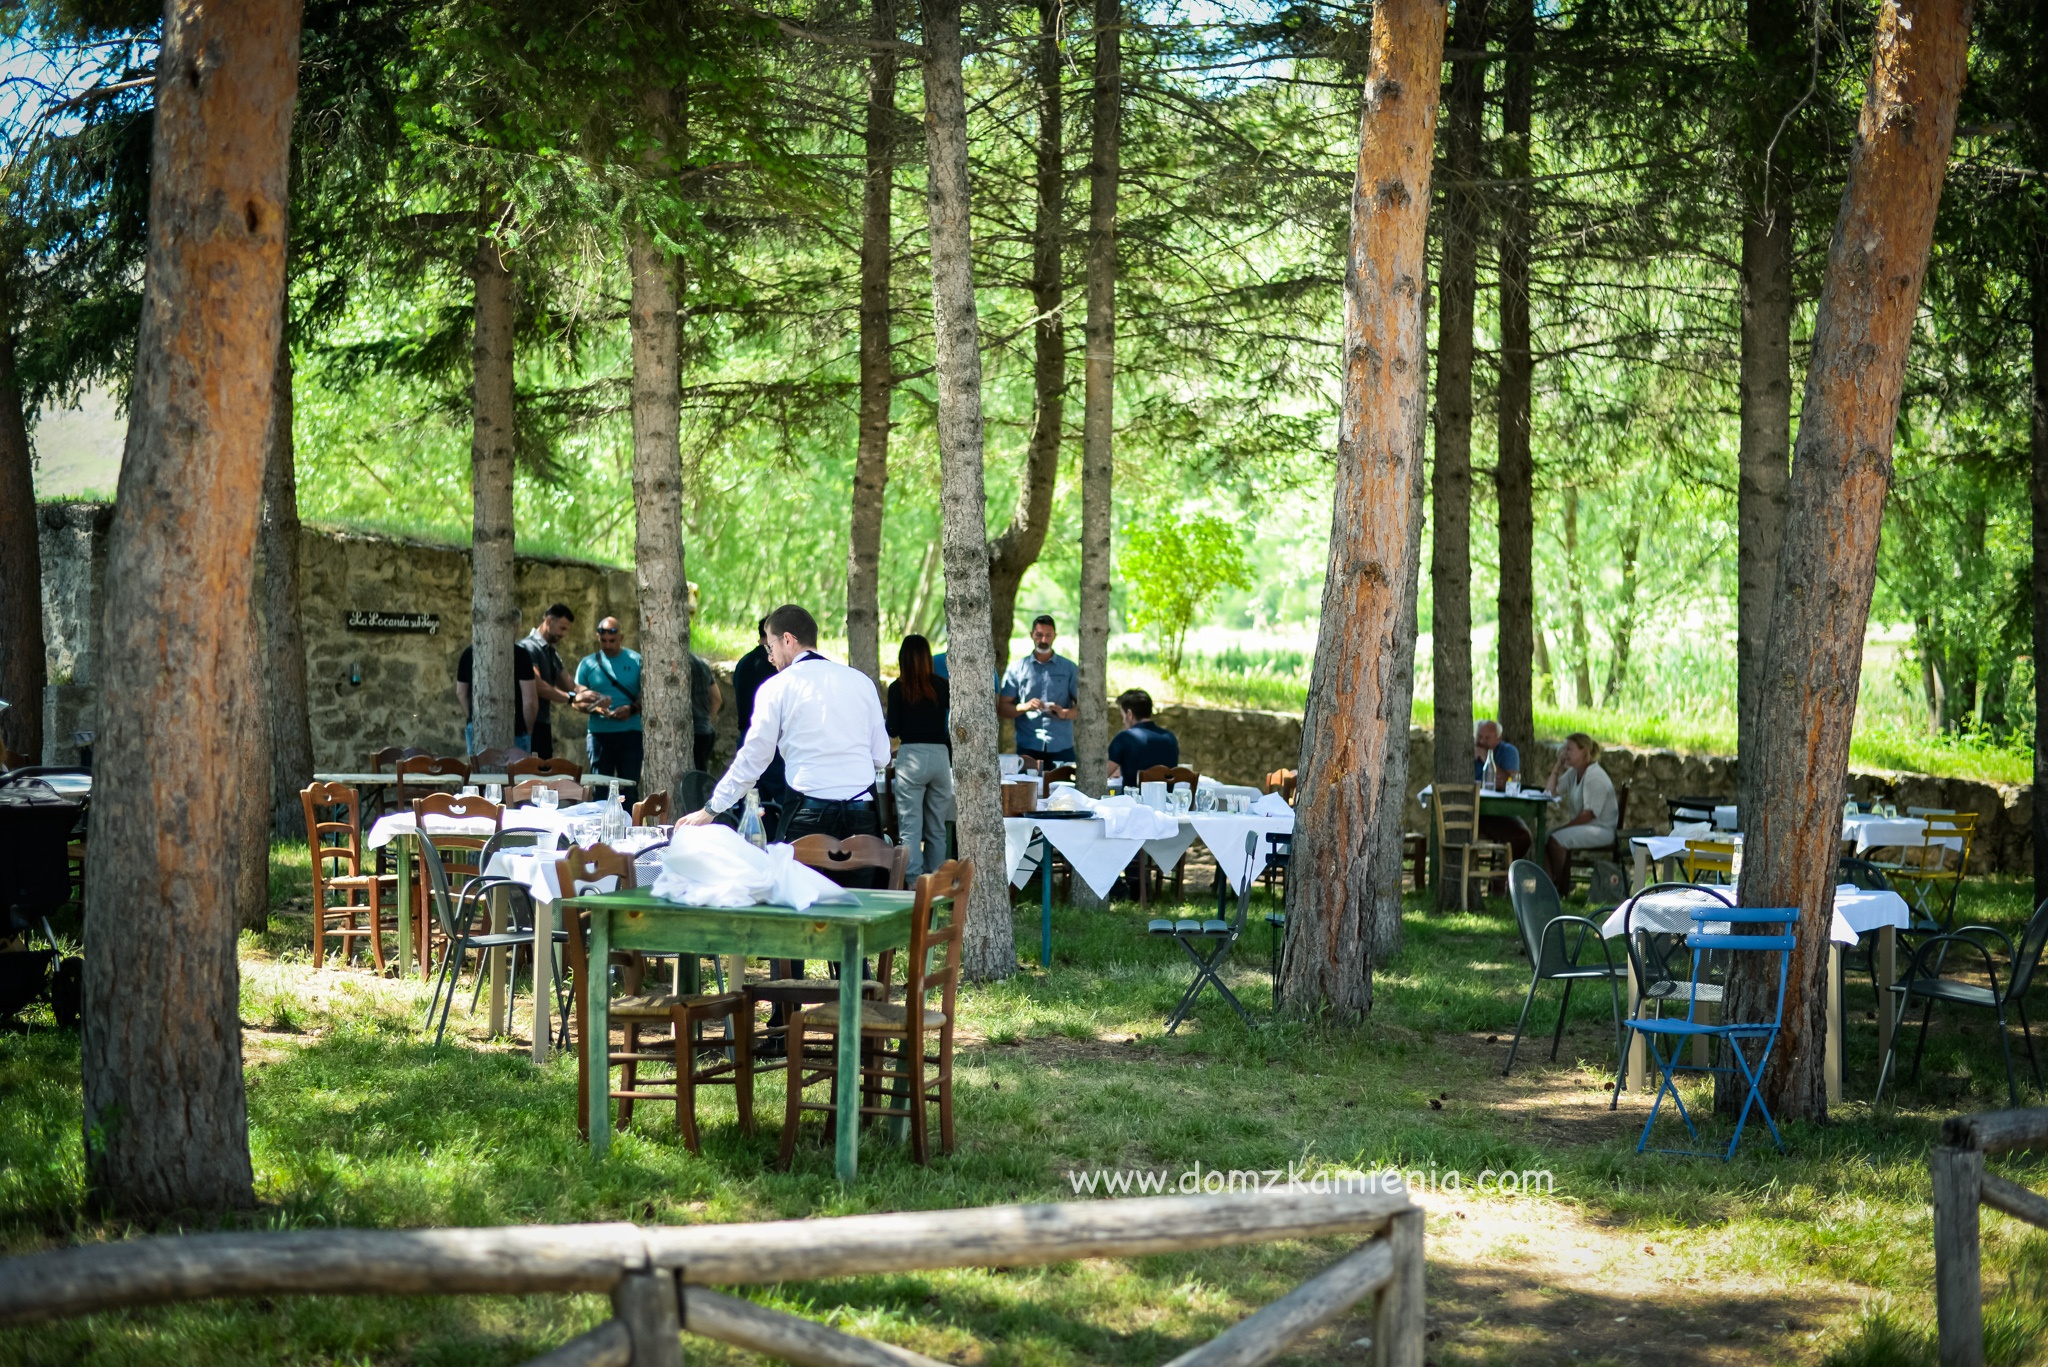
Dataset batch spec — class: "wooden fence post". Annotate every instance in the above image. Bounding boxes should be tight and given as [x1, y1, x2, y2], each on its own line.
[1932, 1144, 1984, 1367]
[1373, 1206, 1425, 1367]
[612, 1267, 682, 1367]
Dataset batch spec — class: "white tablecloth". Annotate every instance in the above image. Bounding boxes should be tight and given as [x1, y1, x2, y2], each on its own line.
[1005, 809, 1297, 899]
[365, 801, 614, 850]
[1149, 813, 1297, 895]
[1632, 832, 1730, 863]
[1599, 883, 1910, 947]
[1843, 813, 1962, 854]
[483, 846, 666, 906]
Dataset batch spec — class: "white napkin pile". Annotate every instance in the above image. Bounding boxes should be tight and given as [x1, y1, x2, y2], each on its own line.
[1668, 821, 1713, 839]
[1045, 786, 1097, 813]
[649, 825, 857, 910]
[1093, 794, 1179, 840]
[1251, 792, 1293, 818]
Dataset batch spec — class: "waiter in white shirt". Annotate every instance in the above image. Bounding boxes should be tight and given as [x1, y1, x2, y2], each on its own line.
[680, 603, 891, 845]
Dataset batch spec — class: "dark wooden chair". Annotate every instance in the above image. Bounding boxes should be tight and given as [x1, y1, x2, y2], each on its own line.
[1265, 768, 1298, 803]
[301, 782, 398, 971]
[394, 754, 470, 809]
[1043, 763, 1078, 785]
[745, 836, 906, 1067]
[370, 745, 430, 769]
[469, 746, 532, 771]
[507, 755, 582, 779]
[780, 860, 971, 1167]
[1136, 765, 1202, 902]
[1433, 781, 1507, 911]
[409, 790, 500, 974]
[632, 790, 672, 826]
[510, 776, 588, 806]
[562, 843, 751, 1152]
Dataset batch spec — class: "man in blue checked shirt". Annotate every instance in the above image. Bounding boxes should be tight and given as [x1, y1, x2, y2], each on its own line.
[998, 614, 1081, 767]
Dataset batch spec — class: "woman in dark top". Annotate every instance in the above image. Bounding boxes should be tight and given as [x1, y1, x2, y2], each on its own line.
[887, 635, 954, 876]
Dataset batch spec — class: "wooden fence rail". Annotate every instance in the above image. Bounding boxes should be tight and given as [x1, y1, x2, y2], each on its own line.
[0, 1190, 1424, 1367]
[1932, 1107, 2048, 1367]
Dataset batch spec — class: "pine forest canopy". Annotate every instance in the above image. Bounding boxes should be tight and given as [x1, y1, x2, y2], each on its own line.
[4, 0, 2043, 757]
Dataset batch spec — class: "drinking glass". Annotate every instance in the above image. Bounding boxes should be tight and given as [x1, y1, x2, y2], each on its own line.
[536, 787, 560, 812]
[460, 785, 480, 798]
[484, 783, 504, 806]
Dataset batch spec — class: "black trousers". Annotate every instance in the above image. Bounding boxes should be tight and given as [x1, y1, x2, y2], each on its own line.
[693, 732, 715, 772]
[590, 731, 643, 788]
[530, 720, 554, 760]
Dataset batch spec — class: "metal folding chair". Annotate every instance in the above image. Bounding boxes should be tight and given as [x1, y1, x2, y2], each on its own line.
[1878, 895, 2048, 1108]
[1148, 831, 1258, 1034]
[1624, 903, 1796, 1161]
[1501, 860, 1624, 1075]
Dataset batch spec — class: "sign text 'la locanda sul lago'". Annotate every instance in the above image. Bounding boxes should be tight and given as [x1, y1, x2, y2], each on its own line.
[345, 611, 441, 634]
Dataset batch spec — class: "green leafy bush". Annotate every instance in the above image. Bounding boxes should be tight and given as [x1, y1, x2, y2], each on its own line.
[1119, 515, 1254, 676]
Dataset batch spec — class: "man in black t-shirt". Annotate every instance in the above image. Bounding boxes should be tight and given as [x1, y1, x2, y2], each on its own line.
[519, 604, 576, 759]
[1107, 689, 1179, 782]
[732, 617, 787, 812]
[455, 643, 537, 754]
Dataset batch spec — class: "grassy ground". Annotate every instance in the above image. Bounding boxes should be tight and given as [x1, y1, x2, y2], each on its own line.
[4, 856, 2047, 1366]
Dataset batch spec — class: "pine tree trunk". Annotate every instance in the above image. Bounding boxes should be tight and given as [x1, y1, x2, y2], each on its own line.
[1279, 0, 1447, 1020]
[263, 336, 313, 839]
[1494, 0, 1536, 756]
[1731, 0, 1970, 1124]
[1429, 0, 1487, 897]
[1602, 519, 1641, 703]
[846, 0, 898, 687]
[0, 328, 44, 763]
[985, 0, 1066, 668]
[236, 578, 272, 933]
[469, 215, 518, 754]
[82, 0, 301, 1217]
[1076, 0, 1119, 798]
[631, 218, 693, 801]
[923, 0, 1014, 980]
[2029, 233, 2047, 895]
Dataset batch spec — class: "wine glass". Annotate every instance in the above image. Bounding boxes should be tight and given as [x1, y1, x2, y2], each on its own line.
[484, 783, 504, 806]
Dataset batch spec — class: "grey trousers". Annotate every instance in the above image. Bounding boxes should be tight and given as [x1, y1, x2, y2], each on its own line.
[892, 743, 956, 877]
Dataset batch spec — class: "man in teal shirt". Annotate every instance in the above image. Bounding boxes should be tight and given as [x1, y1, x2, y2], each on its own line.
[574, 616, 644, 787]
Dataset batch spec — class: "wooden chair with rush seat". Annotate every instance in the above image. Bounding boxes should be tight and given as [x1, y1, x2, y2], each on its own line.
[779, 860, 972, 1168]
[745, 836, 906, 1068]
[1264, 768, 1297, 803]
[301, 782, 400, 971]
[560, 843, 752, 1153]
[1433, 782, 1508, 911]
[468, 746, 531, 771]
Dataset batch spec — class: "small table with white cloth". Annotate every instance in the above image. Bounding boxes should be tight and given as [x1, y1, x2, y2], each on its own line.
[1600, 882, 1912, 1105]
[1629, 817, 1963, 892]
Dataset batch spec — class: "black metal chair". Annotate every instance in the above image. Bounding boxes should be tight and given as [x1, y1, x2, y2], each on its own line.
[1608, 882, 1735, 1105]
[1879, 895, 2048, 1108]
[1149, 831, 1258, 1034]
[1502, 860, 1625, 1075]
[422, 834, 562, 1046]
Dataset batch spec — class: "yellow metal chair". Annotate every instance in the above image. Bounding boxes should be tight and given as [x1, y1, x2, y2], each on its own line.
[1682, 840, 1735, 885]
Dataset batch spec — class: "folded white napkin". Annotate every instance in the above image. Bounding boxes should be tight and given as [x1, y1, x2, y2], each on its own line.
[1045, 786, 1098, 812]
[1669, 821, 1714, 839]
[1251, 792, 1293, 817]
[649, 825, 855, 910]
[1092, 796, 1177, 840]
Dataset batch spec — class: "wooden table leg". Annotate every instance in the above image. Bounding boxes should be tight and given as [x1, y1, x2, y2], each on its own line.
[1826, 943, 1843, 1108]
[588, 909, 612, 1157]
[835, 925, 864, 1182]
[532, 894, 554, 1065]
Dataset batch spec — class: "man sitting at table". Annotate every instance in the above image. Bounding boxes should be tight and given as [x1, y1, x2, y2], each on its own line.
[1474, 718, 1531, 863]
[1543, 732, 1619, 894]
[1108, 689, 1177, 783]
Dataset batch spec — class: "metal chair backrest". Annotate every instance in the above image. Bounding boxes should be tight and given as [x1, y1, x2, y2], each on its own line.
[1507, 860, 1571, 975]
[1906, 806, 1955, 818]
[413, 836, 469, 940]
[469, 746, 532, 771]
[2007, 896, 2048, 1001]
[1836, 857, 1893, 891]
[1921, 811, 1976, 873]
[677, 770, 715, 813]
[301, 782, 366, 886]
[395, 754, 470, 804]
[506, 755, 581, 779]
[1683, 840, 1735, 883]
[1666, 796, 1718, 827]
[1683, 905, 1796, 1025]
[792, 833, 908, 890]
[510, 776, 588, 806]
[1619, 882, 1733, 1005]
[1139, 765, 1201, 791]
[632, 791, 672, 826]
[905, 860, 972, 1030]
[1229, 831, 1260, 932]
[1433, 782, 1483, 847]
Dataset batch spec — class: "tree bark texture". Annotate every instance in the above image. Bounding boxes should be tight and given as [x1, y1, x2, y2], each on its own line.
[1076, 0, 1119, 798]
[2030, 233, 2047, 895]
[262, 337, 313, 840]
[236, 581, 271, 933]
[845, 0, 898, 688]
[923, 0, 1014, 979]
[1279, 0, 1447, 1020]
[0, 329, 44, 763]
[469, 216, 518, 754]
[82, 0, 302, 1218]
[1736, 0, 1801, 816]
[1430, 0, 1487, 907]
[985, 0, 1066, 668]
[630, 220, 694, 801]
[1493, 0, 1535, 757]
[1732, 0, 1970, 1123]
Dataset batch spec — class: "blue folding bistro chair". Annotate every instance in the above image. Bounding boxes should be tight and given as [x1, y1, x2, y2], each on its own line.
[1622, 903, 1797, 1161]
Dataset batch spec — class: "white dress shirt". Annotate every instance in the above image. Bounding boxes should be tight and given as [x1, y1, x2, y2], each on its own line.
[707, 652, 891, 813]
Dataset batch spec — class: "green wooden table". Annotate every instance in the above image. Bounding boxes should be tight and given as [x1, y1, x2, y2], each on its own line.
[1424, 790, 1557, 890]
[560, 887, 921, 1181]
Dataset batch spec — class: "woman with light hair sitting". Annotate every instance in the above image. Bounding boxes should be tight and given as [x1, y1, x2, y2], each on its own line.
[1542, 732, 1617, 895]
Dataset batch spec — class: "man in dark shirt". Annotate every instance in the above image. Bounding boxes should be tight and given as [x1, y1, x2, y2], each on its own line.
[731, 617, 787, 813]
[519, 603, 576, 759]
[1107, 689, 1178, 782]
[455, 643, 537, 754]
[690, 651, 722, 771]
